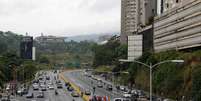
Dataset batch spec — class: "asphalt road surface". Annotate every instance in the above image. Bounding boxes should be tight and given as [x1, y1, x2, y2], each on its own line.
[14, 71, 83, 101]
[64, 70, 123, 100]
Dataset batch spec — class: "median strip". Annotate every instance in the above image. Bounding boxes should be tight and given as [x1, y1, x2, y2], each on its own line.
[59, 71, 90, 101]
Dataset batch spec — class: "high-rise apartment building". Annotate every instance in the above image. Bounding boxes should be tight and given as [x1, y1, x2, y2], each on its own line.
[120, 0, 156, 44]
[154, 0, 201, 52]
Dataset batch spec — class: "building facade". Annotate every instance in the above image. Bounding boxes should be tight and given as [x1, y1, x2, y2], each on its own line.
[154, 0, 201, 52]
[120, 0, 156, 44]
[35, 34, 66, 43]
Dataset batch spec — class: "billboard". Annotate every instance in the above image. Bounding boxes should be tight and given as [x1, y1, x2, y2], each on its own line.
[20, 36, 33, 59]
[128, 35, 143, 61]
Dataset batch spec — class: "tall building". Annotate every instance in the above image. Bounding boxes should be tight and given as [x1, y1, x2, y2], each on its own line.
[120, 0, 156, 44]
[154, 0, 201, 52]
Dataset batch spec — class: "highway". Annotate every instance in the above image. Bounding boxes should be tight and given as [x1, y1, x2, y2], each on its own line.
[14, 71, 83, 101]
[64, 70, 123, 100]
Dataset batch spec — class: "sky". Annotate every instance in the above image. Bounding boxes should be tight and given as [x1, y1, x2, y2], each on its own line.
[0, 0, 121, 37]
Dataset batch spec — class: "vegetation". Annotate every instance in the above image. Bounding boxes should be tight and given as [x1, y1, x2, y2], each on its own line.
[0, 31, 94, 87]
[92, 39, 127, 67]
[35, 40, 95, 69]
[118, 50, 201, 100]
[0, 52, 37, 87]
[92, 37, 201, 100]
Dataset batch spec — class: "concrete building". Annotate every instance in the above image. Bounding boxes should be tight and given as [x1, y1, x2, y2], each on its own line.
[154, 0, 201, 52]
[35, 34, 66, 43]
[120, 0, 156, 44]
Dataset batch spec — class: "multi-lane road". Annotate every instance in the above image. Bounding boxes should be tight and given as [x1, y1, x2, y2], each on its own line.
[6, 70, 125, 101]
[14, 71, 83, 101]
[64, 70, 123, 100]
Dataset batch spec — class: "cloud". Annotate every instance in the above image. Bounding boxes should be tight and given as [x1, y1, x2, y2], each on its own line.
[0, 0, 120, 37]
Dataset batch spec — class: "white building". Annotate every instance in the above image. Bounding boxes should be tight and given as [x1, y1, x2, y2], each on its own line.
[120, 0, 156, 44]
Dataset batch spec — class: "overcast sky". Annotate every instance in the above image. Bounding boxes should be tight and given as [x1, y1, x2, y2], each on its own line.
[0, 0, 121, 37]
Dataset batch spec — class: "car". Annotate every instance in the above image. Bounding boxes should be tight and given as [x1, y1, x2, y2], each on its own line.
[123, 92, 132, 98]
[65, 82, 70, 87]
[17, 89, 23, 96]
[56, 80, 61, 84]
[22, 88, 29, 95]
[26, 93, 34, 98]
[97, 84, 103, 88]
[46, 76, 50, 80]
[113, 98, 131, 101]
[67, 87, 74, 91]
[6, 85, 10, 91]
[1, 95, 10, 101]
[37, 91, 44, 98]
[41, 86, 47, 91]
[71, 91, 79, 97]
[106, 85, 113, 91]
[85, 89, 91, 95]
[33, 85, 39, 90]
[57, 83, 63, 88]
[116, 85, 120, 90]
[39, 77, 43, 80]
[48, 85, 54, 90]
[120, 86, 126, 91]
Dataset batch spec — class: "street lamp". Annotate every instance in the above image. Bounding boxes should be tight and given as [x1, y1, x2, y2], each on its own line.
[119, 59, 184, 101]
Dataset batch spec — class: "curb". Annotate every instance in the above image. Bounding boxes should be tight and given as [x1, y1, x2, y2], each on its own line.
[59, 72, 90, 101]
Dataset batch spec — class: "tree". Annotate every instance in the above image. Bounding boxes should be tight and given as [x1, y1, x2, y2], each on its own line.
[192, 64, 201, 101]
[39, 56, 49, 64]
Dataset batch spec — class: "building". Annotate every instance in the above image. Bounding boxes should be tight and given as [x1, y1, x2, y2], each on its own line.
[20, 36, 33, 59]
[35, 34, 66, 43]
[154, 0, 201, 52]
[120, 0, 156, 44]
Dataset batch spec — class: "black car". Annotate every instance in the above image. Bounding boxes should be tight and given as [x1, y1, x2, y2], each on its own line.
[67, 87, 74, 91]
[41, 86, 47, 91]
[37, 91, 44, 98]
[65, 82, 70, 87]
[57, 83, 63, 88]
[46, 76, 50, 80]
[22, 88, 29, 95]
[26, 93, 34, 98]
[106, 85, 113, 91]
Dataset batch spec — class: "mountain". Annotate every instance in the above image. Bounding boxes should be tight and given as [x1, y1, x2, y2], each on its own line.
[65, 33, 119, 42]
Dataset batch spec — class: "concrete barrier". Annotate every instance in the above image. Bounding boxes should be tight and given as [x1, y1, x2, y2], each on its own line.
[59, 72, 90, 101]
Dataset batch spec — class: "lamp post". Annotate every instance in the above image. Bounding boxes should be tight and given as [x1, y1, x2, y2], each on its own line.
[119, 59, 184, 101]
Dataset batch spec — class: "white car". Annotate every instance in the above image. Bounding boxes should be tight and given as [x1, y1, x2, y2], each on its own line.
[6, 85, 10, 90]
[120, 86, 126, 91]
[123, 92, 132, 98]
[48, 85, 54, 90]
[113, 98, 131, 101]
